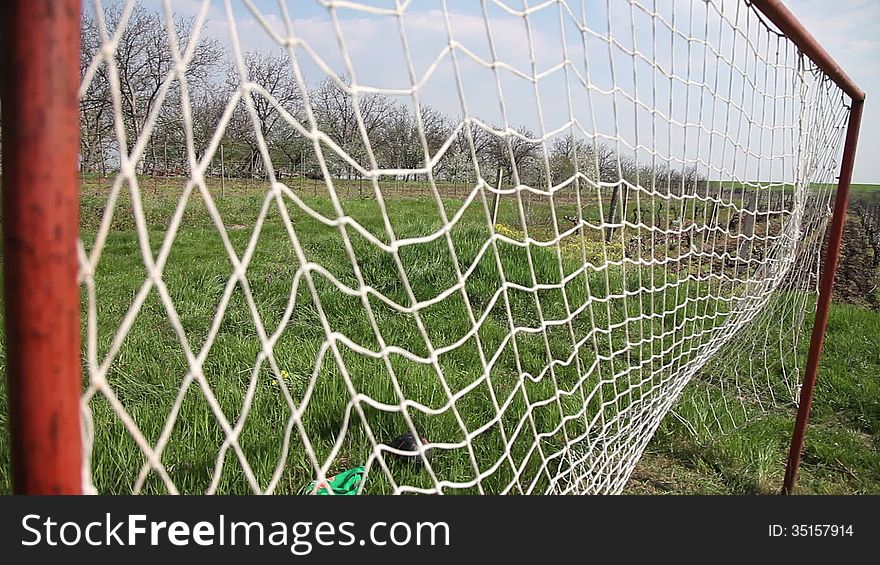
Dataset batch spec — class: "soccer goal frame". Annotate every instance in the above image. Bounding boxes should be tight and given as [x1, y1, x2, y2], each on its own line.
[0, 0, 865, 495]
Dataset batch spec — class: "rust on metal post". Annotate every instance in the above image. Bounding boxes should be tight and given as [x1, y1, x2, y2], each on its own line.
[1, 0, 83, 494]
[750, 0, 866, 496]
[782, 100, 864, 494]
[751, 0, 865, 102]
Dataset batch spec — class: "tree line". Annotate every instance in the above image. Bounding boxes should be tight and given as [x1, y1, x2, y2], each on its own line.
[75, 3, 706, 198]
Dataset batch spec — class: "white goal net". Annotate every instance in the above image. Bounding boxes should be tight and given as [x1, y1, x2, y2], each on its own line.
[76, 0, 849, 494]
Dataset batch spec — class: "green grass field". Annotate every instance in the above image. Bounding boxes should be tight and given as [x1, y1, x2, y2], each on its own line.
[0, 176, 877, 494]
[850, 183, 880, 193]
[628, 302, 880, 494]
[715, 181, 880, 198]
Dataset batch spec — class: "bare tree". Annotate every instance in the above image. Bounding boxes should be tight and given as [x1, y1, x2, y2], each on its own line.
[379, 103, 450, 180]
[480, 125, 541, 187]
[224, 51, 303, 178]
[80, 12, 116, 175]
[437, 121, 490, 185]
[189, 88, 231, 168]
[310, 76, 392, 180]
[95, 3, 221, 174]
[549, 135, 602, 185]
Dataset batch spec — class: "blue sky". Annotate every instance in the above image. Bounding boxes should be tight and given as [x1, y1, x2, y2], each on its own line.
[783, 0, 877, 183]
[119, 0, 877, 183]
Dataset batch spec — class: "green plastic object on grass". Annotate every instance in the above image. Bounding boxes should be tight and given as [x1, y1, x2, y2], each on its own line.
[306, 466, 365, 495]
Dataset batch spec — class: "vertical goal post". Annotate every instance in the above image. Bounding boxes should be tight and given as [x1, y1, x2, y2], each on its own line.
[748, 0, 866, 495]
[1, 0, 84, 494]
[0, 0, 866, 495]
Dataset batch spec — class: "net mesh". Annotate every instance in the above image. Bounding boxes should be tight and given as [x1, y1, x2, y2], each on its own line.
[77, 0, 850, 494]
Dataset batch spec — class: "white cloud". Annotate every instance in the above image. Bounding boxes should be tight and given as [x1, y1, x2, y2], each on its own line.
[98, 0, 878, 182]
[784, 0, 879, 182]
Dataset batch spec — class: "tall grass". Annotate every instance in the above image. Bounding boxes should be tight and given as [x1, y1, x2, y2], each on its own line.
[1, 178, 873, 494]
